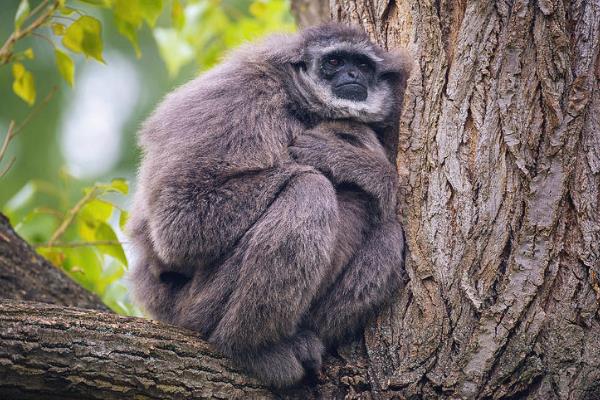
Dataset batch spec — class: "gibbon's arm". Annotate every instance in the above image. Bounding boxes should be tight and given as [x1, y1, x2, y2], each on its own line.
[290, 133, 399, 221]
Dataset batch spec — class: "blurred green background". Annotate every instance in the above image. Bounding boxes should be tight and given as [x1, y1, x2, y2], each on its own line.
[0, 0, 295, 314]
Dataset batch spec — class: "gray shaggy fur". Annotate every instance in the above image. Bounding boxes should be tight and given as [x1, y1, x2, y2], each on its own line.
[128, 23, 411, 387]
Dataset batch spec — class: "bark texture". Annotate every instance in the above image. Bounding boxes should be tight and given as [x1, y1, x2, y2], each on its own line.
[290, 0, 600, 398]
[0, 300, 274, 400]
[0, 214, 108, 311]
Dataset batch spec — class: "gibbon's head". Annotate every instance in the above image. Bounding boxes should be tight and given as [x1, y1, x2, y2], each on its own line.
[285, 24, 412, 125]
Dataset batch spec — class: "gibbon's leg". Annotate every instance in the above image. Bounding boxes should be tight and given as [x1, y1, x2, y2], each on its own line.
[209, 171, 338, 387]
[308, 220, 405, 347]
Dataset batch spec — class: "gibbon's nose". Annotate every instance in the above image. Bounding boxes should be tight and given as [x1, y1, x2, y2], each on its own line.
[347, 68, 358, 79]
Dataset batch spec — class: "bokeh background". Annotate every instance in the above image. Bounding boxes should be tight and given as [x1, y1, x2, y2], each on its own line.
[0, 0, 295, 314]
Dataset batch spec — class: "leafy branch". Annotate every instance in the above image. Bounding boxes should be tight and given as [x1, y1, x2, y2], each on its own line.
[0, 0, 60, 65]
[0, 86, 57, 177]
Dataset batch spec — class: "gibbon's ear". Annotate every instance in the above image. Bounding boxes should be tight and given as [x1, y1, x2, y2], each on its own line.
[378, 48, 413, 85]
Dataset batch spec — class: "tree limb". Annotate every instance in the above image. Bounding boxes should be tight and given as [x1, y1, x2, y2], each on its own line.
[0, 300, 276, 400]
[0, 214, 108, 311]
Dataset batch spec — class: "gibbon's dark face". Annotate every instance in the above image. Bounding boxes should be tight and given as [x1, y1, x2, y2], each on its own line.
[320, 52, 375, 102]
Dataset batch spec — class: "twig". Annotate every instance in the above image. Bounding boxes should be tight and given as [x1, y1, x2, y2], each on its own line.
[14, 86, 58, 135]
[0, 87, 57, 177]
[0, 121, 16, 165]
[35, 240, 128, 249]
[31, 32, 55, 48]
[28, 0, 52, 22]
[47, 187, 99, 246]
[0, 156, 16, 178]
[0, 0, 59, 65]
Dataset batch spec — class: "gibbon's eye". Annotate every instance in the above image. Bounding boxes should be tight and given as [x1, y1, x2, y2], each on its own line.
[358, 63, 370, 71]
[328, 57, 343, 67]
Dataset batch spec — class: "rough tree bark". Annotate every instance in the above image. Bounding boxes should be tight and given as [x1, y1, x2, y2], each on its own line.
[291, 0, 600, 398]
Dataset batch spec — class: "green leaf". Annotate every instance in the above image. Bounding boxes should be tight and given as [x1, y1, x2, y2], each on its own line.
[12, 62, 36, 105]
[110, 178, 129, 194]
[52, 22, 66, 35]
[15, 0, 30, 30]
[62, 16, 105, 63]
[171, 0, 184, 30]
[77, 0, 110, 6]
[55, 49, 75, 86]
[38, 248, 66, 267]
[23, 48, 34, 59]
[139, 0, 163, 27]
[63, 246, 103, 290]
[60, 6, 77, 15]
[119, 210, 129, 231]
[113, 0, 143, 27]
[113, 0, 163, 27]
[77, 213, 127, 267]
[81, 199, 114, 223]
[154, 28, 193, 77]
[115, 17, 141, 58]
[249, 0, 268, 17]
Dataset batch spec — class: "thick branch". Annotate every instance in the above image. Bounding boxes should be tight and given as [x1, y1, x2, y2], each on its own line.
[0, 300, 274, 400]
[0, 214, 108, 311]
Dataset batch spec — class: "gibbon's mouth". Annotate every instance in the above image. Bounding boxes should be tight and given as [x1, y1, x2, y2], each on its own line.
[333, 83, 368, 102]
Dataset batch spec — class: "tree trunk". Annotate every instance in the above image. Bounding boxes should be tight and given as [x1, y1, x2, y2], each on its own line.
[290, 0, 600, 398]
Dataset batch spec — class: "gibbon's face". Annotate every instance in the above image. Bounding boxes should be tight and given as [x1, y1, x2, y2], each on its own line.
[319, 52, 376, 102]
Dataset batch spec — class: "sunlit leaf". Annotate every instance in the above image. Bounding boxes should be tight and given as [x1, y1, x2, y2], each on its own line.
[77, 212, 127, 267]
[63, 247, 103, 291]
[139, 0, 163, 26]
[62, 15, 105, 63]
[12, 62, 36, 105]
[249, 0, 268, 17]
[77, 0, 110, 6]
[60, 6, 77, 15]
[14, 0, 30, 30]
[110, 178, 129, 194]
[96, 223, 128, 266]
[113, 0, 143, 27]
[115, 17, 141, 58]
[81, 199, 114, 223]
[38, 248, 66, 267]
[23, 48, 34, 59]
[55, 49, 75, 86]
[154, 28, 194, 76]
[52, 22, 66, 35]
[172, 0, 185, 30]
[119, 210, 129, 231]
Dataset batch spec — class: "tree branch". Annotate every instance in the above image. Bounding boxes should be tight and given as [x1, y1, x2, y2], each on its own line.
[0, 214, 108, 311]
[0, 300, 275, 400]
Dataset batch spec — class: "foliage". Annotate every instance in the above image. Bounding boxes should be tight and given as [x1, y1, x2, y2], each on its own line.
[3, 175, 136, 314]
[1, 0, 296, 314]
[155, 0, 295, 76]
